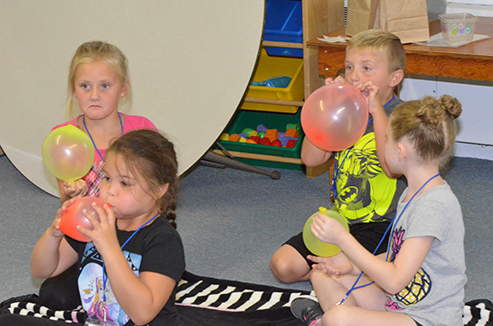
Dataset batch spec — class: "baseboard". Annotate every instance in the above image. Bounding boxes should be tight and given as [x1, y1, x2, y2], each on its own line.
[454, 142, 493, 161]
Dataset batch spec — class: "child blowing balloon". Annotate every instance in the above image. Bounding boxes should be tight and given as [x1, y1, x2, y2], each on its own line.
[271, 29, 407, 284]
[40, 40, 157, 311]
[290, 95, 467, 326]
[52, 40, 156, 204]
[30, 129, 185, 326]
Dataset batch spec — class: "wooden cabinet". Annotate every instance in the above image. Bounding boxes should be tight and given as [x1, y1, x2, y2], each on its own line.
[219, 0, 345, 177]
[245, 0, 345, 108]
[301, 0, 345, 98]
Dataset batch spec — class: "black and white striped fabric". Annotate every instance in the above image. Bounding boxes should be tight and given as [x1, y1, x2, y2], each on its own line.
[463, 299, 493, 326]
[1, 271, 492, 325]
[175, 271, 313, 312]
[5, 301, 85, 323]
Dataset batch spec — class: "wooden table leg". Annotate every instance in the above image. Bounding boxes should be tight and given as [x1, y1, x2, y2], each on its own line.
[305, 158, 333, 179]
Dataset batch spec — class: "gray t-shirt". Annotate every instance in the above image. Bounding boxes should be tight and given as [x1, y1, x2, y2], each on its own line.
[385, 182, 466, 326]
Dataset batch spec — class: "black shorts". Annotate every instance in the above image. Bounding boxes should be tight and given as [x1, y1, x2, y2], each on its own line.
[284, 221, 391, 265]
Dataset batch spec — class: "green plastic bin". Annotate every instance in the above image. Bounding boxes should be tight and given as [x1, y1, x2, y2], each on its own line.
[218, 110, 304, 170]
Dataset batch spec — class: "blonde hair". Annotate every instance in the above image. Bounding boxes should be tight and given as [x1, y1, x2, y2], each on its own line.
[347, 29, 406, 74]
[389, 95, 462, 165]
[66, 41, 132, 118]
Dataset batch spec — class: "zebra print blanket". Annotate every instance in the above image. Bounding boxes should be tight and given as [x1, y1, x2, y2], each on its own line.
[1, 271, 491, 325]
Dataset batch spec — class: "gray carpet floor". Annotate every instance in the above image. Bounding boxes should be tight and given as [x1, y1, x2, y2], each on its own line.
[0, 154, 492, 303]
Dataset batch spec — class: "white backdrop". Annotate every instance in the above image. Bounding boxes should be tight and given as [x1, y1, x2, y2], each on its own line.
[0, 1, 265, 196]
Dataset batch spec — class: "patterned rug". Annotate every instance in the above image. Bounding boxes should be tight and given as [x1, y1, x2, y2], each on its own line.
[1, 271, 492, 325]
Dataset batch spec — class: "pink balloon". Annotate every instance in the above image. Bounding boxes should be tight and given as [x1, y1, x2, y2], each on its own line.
[59, 197, 106, 242]
[301, 84, 369, 152]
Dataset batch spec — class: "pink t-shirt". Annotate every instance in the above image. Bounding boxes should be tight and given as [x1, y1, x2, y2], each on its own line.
[51, 114, 156, 196]
[51, 114, 156, 163]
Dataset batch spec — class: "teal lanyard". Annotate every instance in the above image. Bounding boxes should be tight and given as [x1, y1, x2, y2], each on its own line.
[83, 113, 124, 162]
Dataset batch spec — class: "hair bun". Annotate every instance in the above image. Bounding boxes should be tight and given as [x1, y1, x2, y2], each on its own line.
[439, 95, 462, 120]
[415, 97, 441, 127]
[416, 95, 462, 126]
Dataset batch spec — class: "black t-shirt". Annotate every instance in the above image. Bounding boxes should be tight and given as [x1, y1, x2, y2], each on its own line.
[66, 217, 185, 326]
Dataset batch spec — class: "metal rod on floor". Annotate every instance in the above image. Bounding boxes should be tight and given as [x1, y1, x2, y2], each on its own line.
[201, 151, 281, 180]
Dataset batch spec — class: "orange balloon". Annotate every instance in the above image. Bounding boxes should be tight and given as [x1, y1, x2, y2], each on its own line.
[301, 84, 368, 152]
[59, 197, 105, 242]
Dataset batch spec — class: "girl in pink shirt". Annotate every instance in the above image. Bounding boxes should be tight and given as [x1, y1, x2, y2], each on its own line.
[52, 41, 156, 203]
[41, 41, 156, 311]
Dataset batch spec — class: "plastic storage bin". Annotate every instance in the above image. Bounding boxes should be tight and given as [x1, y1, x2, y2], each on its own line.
[218, 110, 304, 170]
[263, 0, 303, 57]
[242, 48, 304, 113]
[438, 13, 478, 43]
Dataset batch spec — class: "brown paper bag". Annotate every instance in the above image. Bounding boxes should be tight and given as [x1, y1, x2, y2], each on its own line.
[378, 0, 430, 44]
[346, 0, 379, 36]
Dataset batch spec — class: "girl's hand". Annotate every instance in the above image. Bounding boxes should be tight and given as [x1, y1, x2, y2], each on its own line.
[308, 252, 355, 276]
[78, 202, 119, 256]
[355, 81, 384, 116]
[310, 212, 348, 246]
[63, 179, 88, 198]
[49, 196, 81, 239]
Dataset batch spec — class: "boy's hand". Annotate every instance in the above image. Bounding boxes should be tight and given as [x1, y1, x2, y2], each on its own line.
[79, 202, 119, 256]
[308, 252, 354, 276]
[355, 81, 384, 116]
[326, 77, 385, 117]
[63, 179, 88, 198]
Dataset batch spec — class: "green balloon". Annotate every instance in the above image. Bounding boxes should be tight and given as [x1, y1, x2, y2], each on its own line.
[303, 207, 349, 257]
[42, 125, 95, 181]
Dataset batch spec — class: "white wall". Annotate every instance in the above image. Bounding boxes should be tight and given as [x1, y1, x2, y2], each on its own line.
[399, 1, 493, 161]
[447, 1, 493, 16]
[400, 78, 493, 160]
[0, 1, 265, 196]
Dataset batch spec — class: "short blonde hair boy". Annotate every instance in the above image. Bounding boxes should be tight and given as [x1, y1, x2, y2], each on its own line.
[347, 29, 406, 74]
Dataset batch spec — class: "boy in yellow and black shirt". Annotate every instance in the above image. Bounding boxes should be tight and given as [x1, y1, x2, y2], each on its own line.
[270, 29, 407, 284]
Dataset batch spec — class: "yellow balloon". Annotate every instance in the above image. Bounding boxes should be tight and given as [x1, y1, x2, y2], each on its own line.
[303, 207, 349, 257]
[42, 125, 95, 181]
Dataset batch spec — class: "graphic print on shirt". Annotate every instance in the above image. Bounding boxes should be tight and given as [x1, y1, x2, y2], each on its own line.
[335, 133, 397, 223]
[78, 242, 142, 326]
[386, 226, 432, 310]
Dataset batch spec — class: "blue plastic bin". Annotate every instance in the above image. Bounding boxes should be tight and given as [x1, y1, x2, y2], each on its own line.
[263, 0, 303, 57]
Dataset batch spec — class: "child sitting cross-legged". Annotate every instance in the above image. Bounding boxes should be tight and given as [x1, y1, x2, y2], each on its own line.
[290, 95, 467, 326]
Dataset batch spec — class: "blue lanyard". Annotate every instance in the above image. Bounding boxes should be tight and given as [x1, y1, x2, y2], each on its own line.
[330, 95, 394, 201]
[337, 173, 441, 305]
[83, 113, 124, 161]
[330, 118, 372, 200]
[101, 212, 160, 317]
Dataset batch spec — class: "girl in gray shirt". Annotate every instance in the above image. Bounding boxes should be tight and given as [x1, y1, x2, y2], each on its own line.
[291, 94, 466, 326]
